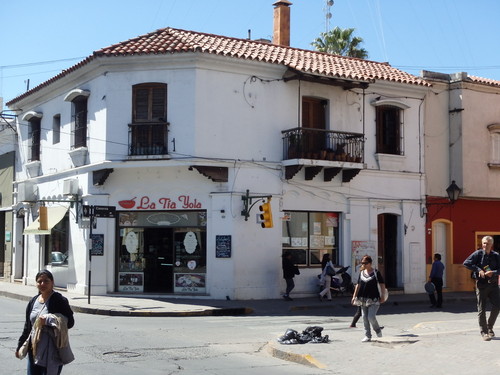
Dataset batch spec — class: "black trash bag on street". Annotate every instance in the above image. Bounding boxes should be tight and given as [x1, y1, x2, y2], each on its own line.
[277, 329, 299, 344]
[277, 326, 329, 345]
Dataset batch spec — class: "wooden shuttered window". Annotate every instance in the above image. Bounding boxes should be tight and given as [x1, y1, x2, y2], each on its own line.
[376, 105, 401, 155]
[133, 83, 167, 122]
[29, 118, 41, 161]
[73, 97, 88, 148]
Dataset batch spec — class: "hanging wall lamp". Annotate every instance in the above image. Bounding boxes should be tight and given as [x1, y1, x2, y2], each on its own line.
[446, 180, 461, 203]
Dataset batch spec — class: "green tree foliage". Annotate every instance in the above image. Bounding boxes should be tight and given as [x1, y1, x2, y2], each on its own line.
[311, 27, 368, 59]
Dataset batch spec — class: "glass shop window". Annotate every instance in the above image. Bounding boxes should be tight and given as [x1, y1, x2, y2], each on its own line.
[282, 211, 339, 267]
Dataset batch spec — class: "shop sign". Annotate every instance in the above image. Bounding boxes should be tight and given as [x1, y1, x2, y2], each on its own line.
[118, 195, 202, 210]
[174, 273, 206, 293]
[118, 272, 144, 292]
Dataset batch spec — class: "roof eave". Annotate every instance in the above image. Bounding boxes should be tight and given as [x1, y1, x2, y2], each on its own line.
[283, 68, 371, 90]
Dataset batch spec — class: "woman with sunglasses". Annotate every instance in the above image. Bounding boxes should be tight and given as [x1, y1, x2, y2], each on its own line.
[351, 255, 386, 342]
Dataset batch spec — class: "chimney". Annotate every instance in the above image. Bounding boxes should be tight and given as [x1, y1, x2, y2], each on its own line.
[272, 0, 292, 46]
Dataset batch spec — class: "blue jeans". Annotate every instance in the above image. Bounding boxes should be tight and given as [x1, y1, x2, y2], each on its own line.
[361, 303, 381, 338]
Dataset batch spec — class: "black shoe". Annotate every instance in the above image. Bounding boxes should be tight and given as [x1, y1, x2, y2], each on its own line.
[283, 295, 293, 301]
[488, 329, 495, 338]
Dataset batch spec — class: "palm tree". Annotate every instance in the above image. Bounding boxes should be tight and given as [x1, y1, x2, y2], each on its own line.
[311, 27, 368, 59]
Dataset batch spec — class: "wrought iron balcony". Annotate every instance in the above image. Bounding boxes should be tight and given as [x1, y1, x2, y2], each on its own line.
[128, 122, 169, 156]
[282, 127, 364, 162]
[282, 127, 364, 181]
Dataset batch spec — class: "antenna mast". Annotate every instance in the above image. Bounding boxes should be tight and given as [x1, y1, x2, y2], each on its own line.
[324, 0, 334, 33]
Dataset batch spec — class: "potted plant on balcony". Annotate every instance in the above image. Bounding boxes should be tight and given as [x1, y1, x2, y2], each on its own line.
[287, 134, 302, 159]
[334, 143, 347, 161]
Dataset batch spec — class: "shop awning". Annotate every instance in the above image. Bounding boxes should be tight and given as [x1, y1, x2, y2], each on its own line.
[23, 205, 69, 235]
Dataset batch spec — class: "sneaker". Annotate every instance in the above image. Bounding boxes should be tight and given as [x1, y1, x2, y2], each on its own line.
[361, 336, 371, 342]
[482, 332, 491, 341]
[488, 329, 495, 338]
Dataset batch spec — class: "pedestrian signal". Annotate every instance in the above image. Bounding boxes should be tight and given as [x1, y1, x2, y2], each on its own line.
[259, 197, 273, 228]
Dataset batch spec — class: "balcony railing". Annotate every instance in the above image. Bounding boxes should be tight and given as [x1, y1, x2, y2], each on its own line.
[282, 127, 364, 163]
[129, 122, 169, 156]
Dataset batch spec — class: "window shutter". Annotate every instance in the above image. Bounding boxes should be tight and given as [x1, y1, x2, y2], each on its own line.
[151, 87, 166, 121]
[135, 88, 150, 121]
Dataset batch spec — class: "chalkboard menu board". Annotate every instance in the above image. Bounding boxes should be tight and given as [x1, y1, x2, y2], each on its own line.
[215, 235, 231, 258]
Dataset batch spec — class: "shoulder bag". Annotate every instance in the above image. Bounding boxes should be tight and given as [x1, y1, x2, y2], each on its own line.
[325, 265, 336, 276]
[17, 337, 30, 360]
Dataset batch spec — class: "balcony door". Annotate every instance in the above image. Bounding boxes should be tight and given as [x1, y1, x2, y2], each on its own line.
[302, 97, 327, 158]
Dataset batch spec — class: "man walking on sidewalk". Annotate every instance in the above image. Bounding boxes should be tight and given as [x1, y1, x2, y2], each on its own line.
[428, 253, 444, 308]
[463, 235, 500, 341]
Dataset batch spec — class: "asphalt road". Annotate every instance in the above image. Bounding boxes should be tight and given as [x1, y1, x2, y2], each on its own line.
[1, 295, 497, 375]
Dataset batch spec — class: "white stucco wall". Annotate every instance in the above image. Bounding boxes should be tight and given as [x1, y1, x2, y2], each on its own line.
[10, 51, 431, 299]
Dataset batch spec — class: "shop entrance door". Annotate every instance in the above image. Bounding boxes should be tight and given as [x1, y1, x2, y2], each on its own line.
[143, 228, 174, 293]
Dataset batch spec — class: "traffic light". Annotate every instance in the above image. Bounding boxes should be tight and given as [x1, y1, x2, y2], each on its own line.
[39, 206, 48, 230]
[259, 197, 273, 228]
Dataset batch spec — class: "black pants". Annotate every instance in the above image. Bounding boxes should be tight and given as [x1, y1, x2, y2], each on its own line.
[476, 282, 500, 334]
[285, 278, 295, 296]
[428, 277, 443, 307]
[351, 306, 362, 326]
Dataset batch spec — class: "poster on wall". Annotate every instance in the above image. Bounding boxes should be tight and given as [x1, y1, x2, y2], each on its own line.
[118, 272, 144, 292]
[174, 273, 206, 293]
[90, 234, 104, 256]
[351, 241, 377, 281]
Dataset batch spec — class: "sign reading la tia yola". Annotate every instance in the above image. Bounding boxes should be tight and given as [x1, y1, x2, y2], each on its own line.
[118, 196, 202, 210]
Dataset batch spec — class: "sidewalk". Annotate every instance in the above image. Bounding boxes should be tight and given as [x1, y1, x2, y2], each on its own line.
[0, 280, 476, 317]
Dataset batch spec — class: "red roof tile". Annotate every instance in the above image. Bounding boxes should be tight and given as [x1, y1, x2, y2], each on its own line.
[8, 27, 429, 106]
[468, 75, 500, 88]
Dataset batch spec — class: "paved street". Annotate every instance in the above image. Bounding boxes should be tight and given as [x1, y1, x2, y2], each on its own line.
[2, 288, 500, 374]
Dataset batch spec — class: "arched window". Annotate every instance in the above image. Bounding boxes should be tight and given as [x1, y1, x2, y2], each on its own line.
[64, 89, 90, 149]
[22, 111, 43, 161]
[372, 99, 409, 155]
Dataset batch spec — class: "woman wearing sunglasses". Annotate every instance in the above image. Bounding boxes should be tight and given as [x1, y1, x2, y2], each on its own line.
[351, 255, 386, 342]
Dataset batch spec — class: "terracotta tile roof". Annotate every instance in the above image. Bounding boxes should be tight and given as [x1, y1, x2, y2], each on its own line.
[468, 75, 500, 88]
[8, 27, 429, 106]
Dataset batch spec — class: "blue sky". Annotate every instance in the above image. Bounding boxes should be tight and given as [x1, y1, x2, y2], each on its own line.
[2, 0, 500, 110]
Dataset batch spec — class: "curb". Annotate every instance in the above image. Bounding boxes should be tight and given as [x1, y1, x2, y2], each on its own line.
[0, 290, 254, 317]
[266, 342, 327, 369]
[70, 305, 254, 317]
